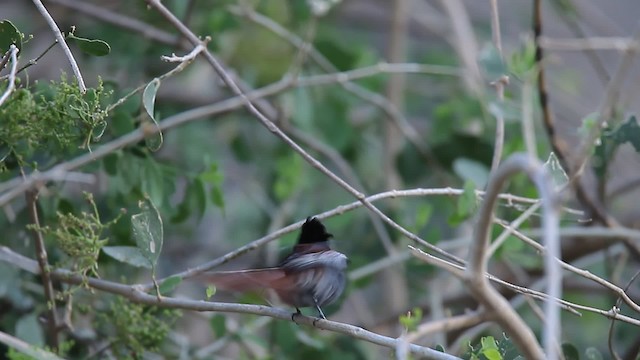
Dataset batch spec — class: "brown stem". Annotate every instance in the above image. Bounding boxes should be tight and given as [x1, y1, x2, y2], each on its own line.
[26, 190, 59, 349]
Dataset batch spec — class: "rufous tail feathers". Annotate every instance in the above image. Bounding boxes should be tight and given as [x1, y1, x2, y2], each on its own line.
[195, 268, 295, 292]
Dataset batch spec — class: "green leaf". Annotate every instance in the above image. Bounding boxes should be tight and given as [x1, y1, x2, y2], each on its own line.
[158, 276, 182, 295]
[480, 336, 499, 350]
[435, 344, 446, 353]
[488, 99, 521, 122]
[593, 115, 640, 178]
[131, 197, 163, 268]
[206, 285, 216, 299]
[142, 78, 163, 151]
[584, 347, 603, 360]
[103, 152, 119, 176]
[16, 313, 44, 346]
[414, 203, 433, 233]
[543, 152, 568, 189]
[103, 246, 152, 268]
[453, 158, 489, 189]
[561, 343, 580, 360]
[68, 34, 111, 56]
[199, 163, 223, 184]
[482, 348, 503, 360]
[199, 162, 225, 211]
[210, 185, 225, 210]
[478, 43, 506, 80]
[0, 19, 22, 54]
[209, 314, 226, 337]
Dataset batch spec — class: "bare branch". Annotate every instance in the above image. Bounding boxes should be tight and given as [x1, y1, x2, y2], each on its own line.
[465, 154, 559, 359]
[25, 190, 59, 348]
[489, 0, 507, 173]
[0, 45, 19, 107]
[31, 0, 86, 93]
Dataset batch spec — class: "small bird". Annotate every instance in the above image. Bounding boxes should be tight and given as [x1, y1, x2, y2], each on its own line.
[198, 217, 348, 319]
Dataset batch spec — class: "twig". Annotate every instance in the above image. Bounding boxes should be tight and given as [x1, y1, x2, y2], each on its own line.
[521, 80, 537, 157]
[107, 43, 206, 113]
[408, 246, 580, 316]
[0, 331, 64, 360]
[539, 36, 639, 51]
[44, 0, 179, 45]
[488, 202, 542, 256]
[0, 246, 459, 360]
[0, 45, 19, 107]
[26, 190, 59, 349]
[608, 270, 640, 360]
[438, 0, 482, 94]
[406, 310, 489, 343]
[496, 219, 640, 314]
[465, 154, 559, 359]
[31, 0, 86, 93]
[488, 0, 507, 173]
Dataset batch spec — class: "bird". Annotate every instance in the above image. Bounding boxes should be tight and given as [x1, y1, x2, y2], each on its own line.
[197, 217, 348, 319]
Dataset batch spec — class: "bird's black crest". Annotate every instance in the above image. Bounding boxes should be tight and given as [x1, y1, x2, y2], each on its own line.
[298, 217, 333, 244]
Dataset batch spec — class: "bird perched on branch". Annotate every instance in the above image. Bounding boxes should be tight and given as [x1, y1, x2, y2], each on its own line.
[198, 217, 348, 319]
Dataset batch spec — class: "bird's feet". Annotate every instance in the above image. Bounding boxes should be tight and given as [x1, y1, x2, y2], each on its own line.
[291, 308, 303, 324]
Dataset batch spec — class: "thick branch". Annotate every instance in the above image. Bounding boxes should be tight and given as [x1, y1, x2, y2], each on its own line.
[465, 154, 559, 359]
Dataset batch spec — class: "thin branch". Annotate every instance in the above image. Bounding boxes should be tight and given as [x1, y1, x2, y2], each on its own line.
[409, 246, 581, 316]
[488, 0, 507, 173]
[539, 36, 639, 51]
[608, 270, 640, 360]
[0, 331, 64, 360]
[44, 0, 180, 45]
[488, 202, 542, 256]
[496, 219, 640, 314]
[26, 190, 59, 349]
[0, 246, 460, 360]
[31, 0, 86, 93]
[406, 310, 489, 343]
[0, 45, 19, 107]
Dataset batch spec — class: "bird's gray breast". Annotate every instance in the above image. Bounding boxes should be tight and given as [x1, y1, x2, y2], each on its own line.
[282, 250, 348, 307]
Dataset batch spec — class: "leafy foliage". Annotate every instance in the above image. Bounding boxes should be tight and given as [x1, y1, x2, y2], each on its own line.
[0, 76, 110, 170]
[99, 297, 181, 359]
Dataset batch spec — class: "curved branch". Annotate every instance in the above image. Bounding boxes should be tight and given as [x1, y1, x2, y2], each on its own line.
[465, 154, 559, 359]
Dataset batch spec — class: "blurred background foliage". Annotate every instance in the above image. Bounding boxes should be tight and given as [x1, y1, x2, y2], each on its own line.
[1, 0, 640, 359]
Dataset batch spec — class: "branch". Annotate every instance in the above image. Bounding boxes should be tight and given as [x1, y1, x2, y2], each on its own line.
[31, 0, 86, 93]
[488, 0, 507, 173]
[25, 190, 59, 349]
[44, 0, 180, 45]
[0, 246, 460, 360]
[0, 331, 64, 360]
[0, 45, 19, 107]
[465, 154, 559, 359]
